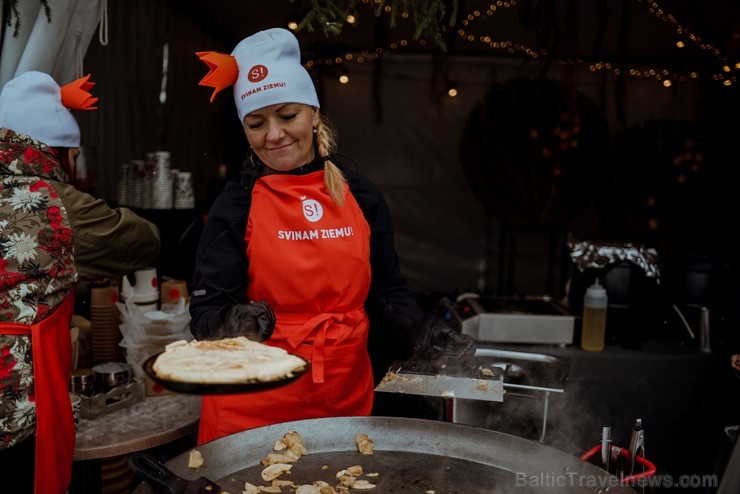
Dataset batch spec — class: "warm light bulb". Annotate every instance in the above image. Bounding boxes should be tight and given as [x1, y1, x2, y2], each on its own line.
[447, 87, 458, 97]
[339, 73, 350, 84]
[288, 21, 298, 31]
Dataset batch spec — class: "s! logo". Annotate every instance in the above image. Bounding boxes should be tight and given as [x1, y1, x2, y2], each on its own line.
[301, 196, 323, 223]
[248, 65, 268, 83]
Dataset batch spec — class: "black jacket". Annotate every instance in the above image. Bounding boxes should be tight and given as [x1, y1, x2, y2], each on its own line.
[189, 156, 425, 377]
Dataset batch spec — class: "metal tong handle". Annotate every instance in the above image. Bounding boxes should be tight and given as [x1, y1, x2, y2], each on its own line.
[628, 418, 646, 475]
[128, 452, 222, 494]
[601, 426, 612, 471]
[129, 453, 189, 494]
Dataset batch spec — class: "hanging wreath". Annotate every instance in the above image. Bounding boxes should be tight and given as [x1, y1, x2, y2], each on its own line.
[459, 77, 610, 227]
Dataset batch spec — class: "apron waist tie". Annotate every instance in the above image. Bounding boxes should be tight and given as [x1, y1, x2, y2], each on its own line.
[283, 307, 365, 384]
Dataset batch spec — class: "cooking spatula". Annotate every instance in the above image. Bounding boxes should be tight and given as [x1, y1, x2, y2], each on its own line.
[129, 452, 224, 494]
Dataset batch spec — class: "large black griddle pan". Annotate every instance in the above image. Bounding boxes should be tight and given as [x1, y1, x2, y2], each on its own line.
[131, 416, 640, 493]
[142, 352, 309, 394]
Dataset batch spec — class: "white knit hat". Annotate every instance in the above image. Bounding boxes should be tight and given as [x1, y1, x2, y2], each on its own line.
[0, 71, 82, 147]
[231, 28, 319, 122]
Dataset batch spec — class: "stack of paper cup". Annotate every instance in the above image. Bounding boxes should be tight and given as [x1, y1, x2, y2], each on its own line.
[150, 151, 173, 209]
[160, 279, 189, 305]
[174, 171, 195, 209]
[121, 267, 159, 311]
[128, 159, 146, 208]
[141, 155, 154, 209]
[89, 285, 124, 364]
[116, 163, 129, 206]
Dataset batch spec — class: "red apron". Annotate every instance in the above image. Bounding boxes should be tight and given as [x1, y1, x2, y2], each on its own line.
[0, 293, 75, 494]
[198, 171, 374, 444]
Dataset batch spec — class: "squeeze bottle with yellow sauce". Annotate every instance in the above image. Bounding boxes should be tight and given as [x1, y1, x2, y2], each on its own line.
[580, 279, 608, 352]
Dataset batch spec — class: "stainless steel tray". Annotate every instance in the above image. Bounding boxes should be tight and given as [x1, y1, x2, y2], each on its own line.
[458, 295, 575, 345]
[374, 359, 506, 402]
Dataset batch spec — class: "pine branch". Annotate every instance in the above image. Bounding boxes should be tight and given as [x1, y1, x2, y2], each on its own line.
[2, 0, 52, 37]
[291, 0, 458, 50]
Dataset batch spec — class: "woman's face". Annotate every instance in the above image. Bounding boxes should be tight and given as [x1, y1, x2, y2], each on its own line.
[243, 103, 319, 172]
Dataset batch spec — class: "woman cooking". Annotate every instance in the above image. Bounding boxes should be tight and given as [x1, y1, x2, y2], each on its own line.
[189, 27, 473, 444]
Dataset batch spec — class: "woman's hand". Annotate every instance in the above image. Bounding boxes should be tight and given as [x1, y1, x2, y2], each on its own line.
[413, 312, 476, 361]
[205, 301, 276, 341]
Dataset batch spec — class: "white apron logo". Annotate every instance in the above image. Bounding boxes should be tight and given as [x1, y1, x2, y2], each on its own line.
[301, 195, 323, 223]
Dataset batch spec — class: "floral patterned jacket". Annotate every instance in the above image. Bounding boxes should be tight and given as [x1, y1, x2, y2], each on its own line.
[0, 128, 161, 449]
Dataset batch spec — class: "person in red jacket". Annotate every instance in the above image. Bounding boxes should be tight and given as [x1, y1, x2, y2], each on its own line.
[0, 71, 161, 494]
[189, 27, 473, 445]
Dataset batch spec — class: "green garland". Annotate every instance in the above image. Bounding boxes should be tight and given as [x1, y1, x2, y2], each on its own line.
[2, 0, 51, 37]
[292, 0, 458, 49]
[3, 1, 456, 48]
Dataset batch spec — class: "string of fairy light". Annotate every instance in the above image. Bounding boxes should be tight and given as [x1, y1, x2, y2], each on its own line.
[295, 0, 738, 91]
[631, 0, 738, 86]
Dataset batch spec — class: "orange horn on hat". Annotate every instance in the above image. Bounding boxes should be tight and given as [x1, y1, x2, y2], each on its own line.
[196, 51, 238, 102]
[60, 74, 98, 110]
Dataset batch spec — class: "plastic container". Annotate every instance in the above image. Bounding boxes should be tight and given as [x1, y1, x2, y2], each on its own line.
[580, 279, 608, 352]
[92, 362, 133, 393]
[70, 369, 96, 396]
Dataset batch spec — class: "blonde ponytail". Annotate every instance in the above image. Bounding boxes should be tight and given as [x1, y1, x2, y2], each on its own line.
[315, 113, 346, 206]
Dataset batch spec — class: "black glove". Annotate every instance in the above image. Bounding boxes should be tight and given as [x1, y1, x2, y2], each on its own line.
[413, 311, 476, 361]
[208, 301, 275, 342]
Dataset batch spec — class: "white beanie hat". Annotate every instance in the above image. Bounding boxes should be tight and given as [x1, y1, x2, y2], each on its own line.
[231, 28, 319, 122]
[0, 71, 96, 148]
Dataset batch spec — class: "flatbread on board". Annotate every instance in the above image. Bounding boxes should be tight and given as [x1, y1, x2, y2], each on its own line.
[152, 337, 307, 384]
